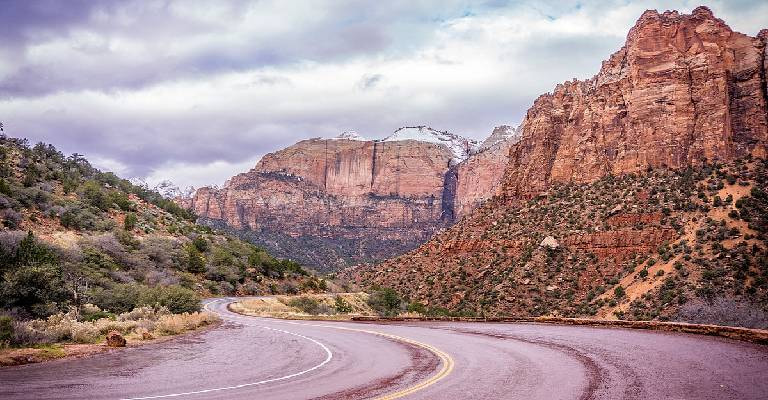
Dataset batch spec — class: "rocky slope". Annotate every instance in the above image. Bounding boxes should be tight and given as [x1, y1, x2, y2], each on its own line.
[183, 126, 516, 271]
[349, 7, 768, 323]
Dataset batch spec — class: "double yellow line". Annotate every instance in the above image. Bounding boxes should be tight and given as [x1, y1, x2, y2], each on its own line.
[319, 325, 455, 400]
[216, 299, 456, 399]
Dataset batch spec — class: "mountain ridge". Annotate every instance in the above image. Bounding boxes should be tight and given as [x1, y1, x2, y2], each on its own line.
[348, 7, 768, 322]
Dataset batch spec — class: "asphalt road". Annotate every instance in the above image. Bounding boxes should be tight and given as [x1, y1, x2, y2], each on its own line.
[2, 298, 768, 399]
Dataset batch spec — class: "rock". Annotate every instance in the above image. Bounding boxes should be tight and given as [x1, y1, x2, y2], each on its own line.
[181, 126, 513, 271]
[546, 285, 559, 292]
[105, 331, 126, 347]
[502, 8, 768, 200]
[349, 7, 768, 318]
[540, 236, 559, 249]
[454, 126, 520, 218]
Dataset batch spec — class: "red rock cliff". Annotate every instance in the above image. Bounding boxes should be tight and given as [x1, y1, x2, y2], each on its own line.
[503, 7, 768, 200]
[186, 137, 459, 270]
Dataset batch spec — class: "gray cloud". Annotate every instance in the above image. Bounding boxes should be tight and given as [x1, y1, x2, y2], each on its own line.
[0, 0, 766, 188]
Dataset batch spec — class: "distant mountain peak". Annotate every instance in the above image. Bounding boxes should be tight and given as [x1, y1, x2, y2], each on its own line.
[477, 125, 522, 152]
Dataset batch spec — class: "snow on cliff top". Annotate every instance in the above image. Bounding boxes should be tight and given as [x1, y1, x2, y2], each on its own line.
[383, 126, 478, 162]
[333, 131, 368, 141]
[477, 125, 522, 152]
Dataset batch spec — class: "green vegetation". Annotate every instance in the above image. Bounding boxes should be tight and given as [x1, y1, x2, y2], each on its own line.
[0, 134, 319, 322]
[287, 296, 323, 315]
[334, 296, 353, 313]
[366, 287, 404, 316]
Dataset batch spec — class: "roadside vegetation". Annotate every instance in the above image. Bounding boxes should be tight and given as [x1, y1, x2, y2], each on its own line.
[0, 133, 327, 359]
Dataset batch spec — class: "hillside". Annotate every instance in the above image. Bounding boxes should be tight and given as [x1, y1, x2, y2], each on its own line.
[351, 159, 768, 324]
[347, 7, 768, 327]
[181, 126, 518, 271]
[0, 134, 324, 320]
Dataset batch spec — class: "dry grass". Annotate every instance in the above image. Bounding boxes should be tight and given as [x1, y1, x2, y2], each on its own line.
[11, 305, 220, 346]
[232, 293, 375, 320]
[154, 312, 219, 336]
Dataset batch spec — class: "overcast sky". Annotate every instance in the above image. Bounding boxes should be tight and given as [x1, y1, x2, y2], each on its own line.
[0, 0, 766, 189]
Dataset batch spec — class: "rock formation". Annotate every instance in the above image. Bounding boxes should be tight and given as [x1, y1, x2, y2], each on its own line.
[455, 125, 521, 218]
[503, 6, 768, 200]
[183, 127, 518, 271]
[350, 7, 768, 319]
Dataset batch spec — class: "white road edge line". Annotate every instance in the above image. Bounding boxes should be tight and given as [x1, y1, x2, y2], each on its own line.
[119, 299, 334, 400]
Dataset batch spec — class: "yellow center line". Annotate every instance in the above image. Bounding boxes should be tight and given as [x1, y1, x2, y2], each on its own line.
[314, 325, 455, 400]
[215, 299, 456, 399]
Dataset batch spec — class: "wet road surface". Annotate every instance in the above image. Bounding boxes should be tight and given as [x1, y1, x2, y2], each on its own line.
[2, 298, 767, 399]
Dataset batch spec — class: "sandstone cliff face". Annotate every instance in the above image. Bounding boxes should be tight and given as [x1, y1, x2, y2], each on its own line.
[455, 126, 521, 218]
[187, 137, 460, 270]
[185, 126, 518, 270]
[351, 8, 768, 320]
[503, 7, 768, 200]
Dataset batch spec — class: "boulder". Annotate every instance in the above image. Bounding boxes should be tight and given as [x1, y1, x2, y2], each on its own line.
[105, 331, 126, 347]
[540, 236, 559, 249]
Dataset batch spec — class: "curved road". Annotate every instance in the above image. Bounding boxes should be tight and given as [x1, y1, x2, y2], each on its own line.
[2, 298, 768, 399]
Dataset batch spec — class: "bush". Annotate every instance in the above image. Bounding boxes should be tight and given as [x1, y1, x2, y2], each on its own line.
[407, 302, 427, 314]
[614, 286, 626, 299]
[89, 284, 144, 314]
[288, 296, 321, 315]
[155, 312, 217, 335]
[334, 296, 353, 313]
[367, 288, 404, 317]
[139, 285, 201, 314]
[124, 212, 138, 230]
[676, 297, 768, 329]
[1, 264, 69, 318]
[0, 316, 13, 343]
[71, 323, 101, 343]
[61, 205, 113, 231]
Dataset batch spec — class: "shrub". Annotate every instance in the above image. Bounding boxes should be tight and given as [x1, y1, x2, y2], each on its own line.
[90, 284, 144, 314]
[155, 312, 217, 335]
[118, 305, 171, 322]
[614, 286, 626, 299]
[1, 264, 69, 318]
[124, 212, 138, 230]
[0, 208, 22, 229]
[334, 296, 353, 313]
[407, 302, 427, 314]
[61, 205, 112, 231]
[676, 297, 768, 329]
[71, 323, 101, 343]
[139, 285, 201, 314]
[288, 296, 321, 315]
[0, 316, 13, 343]
[192, 236, 209, 252]
[367, 288, 404, 317]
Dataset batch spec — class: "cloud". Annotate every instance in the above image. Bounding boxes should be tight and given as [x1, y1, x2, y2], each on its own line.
[0, 0, 766, 189]
[357, 73, 385, 90]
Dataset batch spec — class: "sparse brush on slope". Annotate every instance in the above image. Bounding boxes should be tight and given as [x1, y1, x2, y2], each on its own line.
[351, 159, 768, 328]
[0, 134, 325, 321]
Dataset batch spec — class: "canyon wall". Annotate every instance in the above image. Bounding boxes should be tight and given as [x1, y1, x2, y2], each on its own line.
[351, 7, 768, 318]
[185, 131, 514, 271]
[503, 7, 768, 200]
